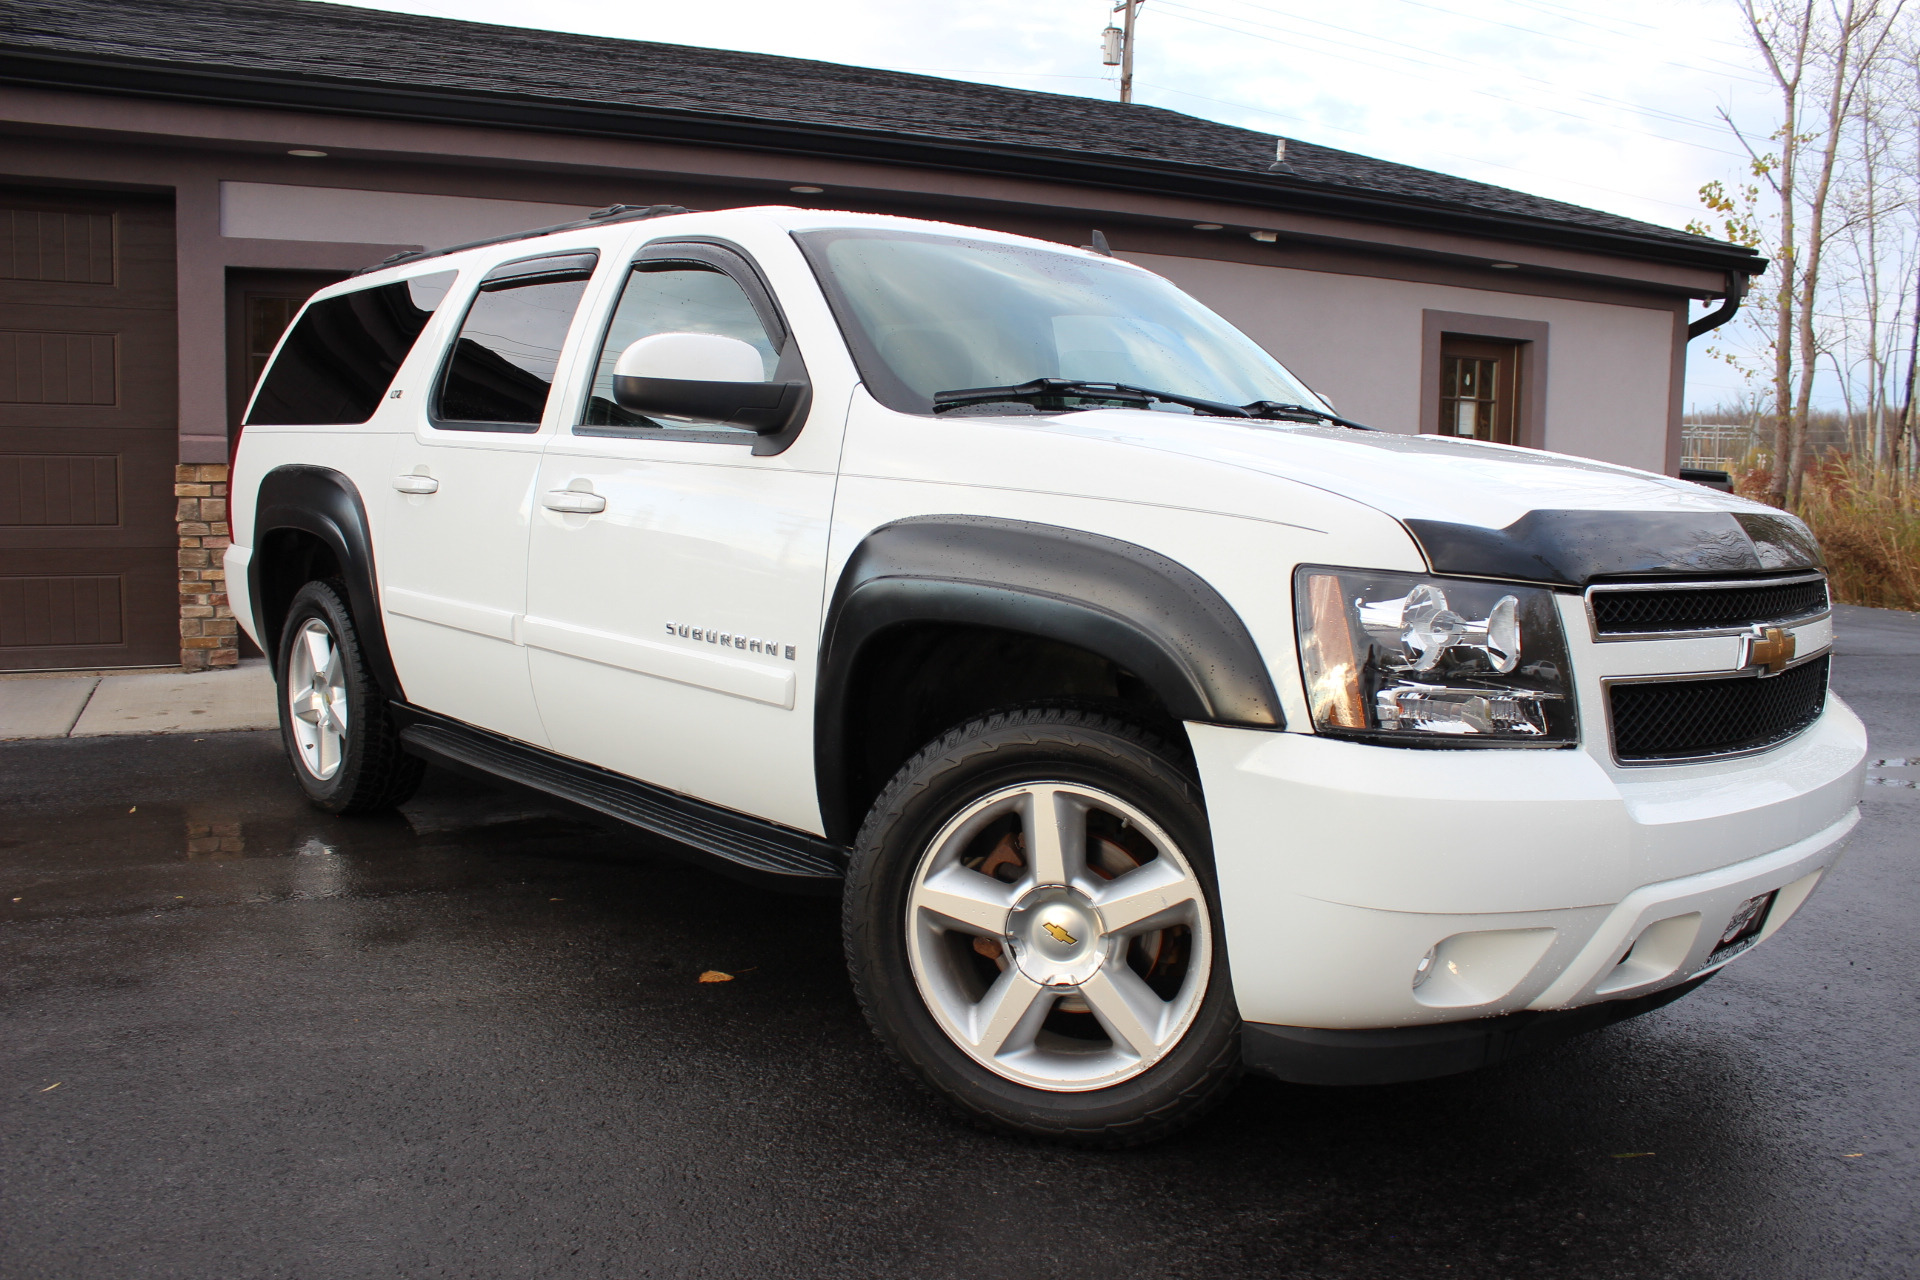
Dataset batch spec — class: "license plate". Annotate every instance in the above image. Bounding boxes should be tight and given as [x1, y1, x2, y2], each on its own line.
[1709, 890, 1777, 963]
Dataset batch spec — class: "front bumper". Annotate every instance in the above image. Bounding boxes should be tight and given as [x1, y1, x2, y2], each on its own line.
[1242, 972, 1715, 1087]
[1188, 697, 1866, 1032]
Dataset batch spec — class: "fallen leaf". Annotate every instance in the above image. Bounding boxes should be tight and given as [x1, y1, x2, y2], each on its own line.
[10, 897, 19, 903]
[1611, 1152, 1655, 1159]
[40, 1082, 60, 1092]
[549, 898, 563, 902]
[698, 970, 734, 983]
[1843, 1153, 1865, 1158]
[129, 806, 137, 814]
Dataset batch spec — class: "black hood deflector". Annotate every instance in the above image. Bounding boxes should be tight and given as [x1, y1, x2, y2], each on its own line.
[1404, 508, 1823, 587]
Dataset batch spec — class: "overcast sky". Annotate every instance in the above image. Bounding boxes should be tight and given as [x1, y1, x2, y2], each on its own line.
[334, 0, 1776, 410]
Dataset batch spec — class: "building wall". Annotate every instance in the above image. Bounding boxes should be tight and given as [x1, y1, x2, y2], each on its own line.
[220, 182, 594, 250]
[0, 107, 1712, 671]
[1138, 252, 1682, 473]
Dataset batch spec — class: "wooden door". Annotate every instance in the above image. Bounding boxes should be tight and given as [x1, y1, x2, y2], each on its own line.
[1438, 335, 1522, 446]
[0, 186, 179, 670]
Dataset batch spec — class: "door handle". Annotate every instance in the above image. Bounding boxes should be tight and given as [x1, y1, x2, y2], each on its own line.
[392, 474, 439, 494]
[541, 488, 607, 514]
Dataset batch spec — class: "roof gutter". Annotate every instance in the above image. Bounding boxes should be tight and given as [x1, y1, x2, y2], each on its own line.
[0, 46, 1767, 278]
[1687, 271, 1750, 340]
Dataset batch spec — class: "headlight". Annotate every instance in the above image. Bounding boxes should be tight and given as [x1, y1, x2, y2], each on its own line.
[1293, 567, 1577, 745]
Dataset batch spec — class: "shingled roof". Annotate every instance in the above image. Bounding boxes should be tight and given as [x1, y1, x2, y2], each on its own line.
[0, 0, 1761, 274]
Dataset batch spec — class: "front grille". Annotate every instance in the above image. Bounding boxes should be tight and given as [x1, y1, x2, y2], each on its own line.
[1590, 575, 1828, 636]
[1609, 655, 1829, 763]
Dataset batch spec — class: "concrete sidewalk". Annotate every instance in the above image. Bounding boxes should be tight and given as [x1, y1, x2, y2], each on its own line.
[0, 660, 276, 741]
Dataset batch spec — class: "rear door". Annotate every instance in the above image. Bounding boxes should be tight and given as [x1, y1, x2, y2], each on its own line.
[377, 250, 602, 746]
[522, 238, 842, 832]
[0, 186, 179, 670]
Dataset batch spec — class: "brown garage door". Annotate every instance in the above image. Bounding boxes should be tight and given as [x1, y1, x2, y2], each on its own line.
[1, 185, 178, 671]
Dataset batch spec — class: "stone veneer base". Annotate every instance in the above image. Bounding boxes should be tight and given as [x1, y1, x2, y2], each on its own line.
[176, 463, 239, 672]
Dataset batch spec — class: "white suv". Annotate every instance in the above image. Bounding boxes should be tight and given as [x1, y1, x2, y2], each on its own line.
[228, 205, 1865, 1146]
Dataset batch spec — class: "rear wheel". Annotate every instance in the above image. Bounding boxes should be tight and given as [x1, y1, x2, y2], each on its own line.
[844, 708, 1241, 1146]
[276, 580, 422, 814]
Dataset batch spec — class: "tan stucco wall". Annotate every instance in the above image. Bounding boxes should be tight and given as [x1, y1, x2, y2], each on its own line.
[1135, 252, 1680, 474]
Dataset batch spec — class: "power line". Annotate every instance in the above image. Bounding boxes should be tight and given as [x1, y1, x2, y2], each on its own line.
[1139, 80, 1715, 220]
[1360, 0, 1772, 89]
[1498, 0, 1763, 59]
[1161, 0, 1747, 143]
[1151, 1, 1751, 162]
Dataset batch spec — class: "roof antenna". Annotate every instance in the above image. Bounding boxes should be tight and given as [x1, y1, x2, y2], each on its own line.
[1084, 229, 1113, 256]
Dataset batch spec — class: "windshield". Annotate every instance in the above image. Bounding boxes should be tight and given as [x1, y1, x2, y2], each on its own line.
[794, 228, 1326, 416]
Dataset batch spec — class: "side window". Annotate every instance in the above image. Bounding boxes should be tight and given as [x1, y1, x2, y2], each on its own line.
[581, 264, 778, 433]
[435, 254, 596, 432]
[245, 270, 456, 426]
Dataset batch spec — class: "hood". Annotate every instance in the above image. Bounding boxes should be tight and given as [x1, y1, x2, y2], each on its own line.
[969, 408, 1822, 587]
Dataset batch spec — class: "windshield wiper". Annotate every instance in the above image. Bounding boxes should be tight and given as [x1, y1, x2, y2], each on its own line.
[931, 378, 1374, 429]
[1241, 401, 1376, 431]
[933, 378, 1238, 417]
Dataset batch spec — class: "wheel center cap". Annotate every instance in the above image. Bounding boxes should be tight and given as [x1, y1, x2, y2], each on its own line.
[1006, 889, 1105, 987]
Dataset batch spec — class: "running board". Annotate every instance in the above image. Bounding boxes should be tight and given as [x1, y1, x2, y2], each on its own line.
[393, 707, 845, 893]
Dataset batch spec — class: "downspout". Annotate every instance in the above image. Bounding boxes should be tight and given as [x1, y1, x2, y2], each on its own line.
[1677, 271, 1754, 489]
[1687, 271, 1750, 340]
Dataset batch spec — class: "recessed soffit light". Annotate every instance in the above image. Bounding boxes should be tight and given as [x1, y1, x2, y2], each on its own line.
[1491, 262, 1520, 269]
[1192, 222, 1224, 231]
[790, 185, 824, 194]
[287, 149, 328, 158]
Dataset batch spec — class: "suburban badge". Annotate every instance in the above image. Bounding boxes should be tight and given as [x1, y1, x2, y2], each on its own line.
[664, 621, 795, 661]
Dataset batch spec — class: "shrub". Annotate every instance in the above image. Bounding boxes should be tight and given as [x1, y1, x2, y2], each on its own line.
[1795, 460, 1920, 611]
[1734, 457, 1920, 610]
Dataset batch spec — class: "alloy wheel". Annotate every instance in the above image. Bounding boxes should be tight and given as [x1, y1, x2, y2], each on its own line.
[904, 781, 1212, 1091]
[286, 617, 349, 780]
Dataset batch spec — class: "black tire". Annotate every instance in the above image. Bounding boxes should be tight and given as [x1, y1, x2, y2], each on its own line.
[844, 707, 1242, 1147]
[275, 579, 423, 814]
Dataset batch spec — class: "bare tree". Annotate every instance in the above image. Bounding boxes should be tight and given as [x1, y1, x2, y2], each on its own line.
[1732, 0, 1906, 504]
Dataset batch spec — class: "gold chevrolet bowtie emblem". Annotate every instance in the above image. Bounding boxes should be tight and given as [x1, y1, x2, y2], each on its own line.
[1743, 625, 1796, 675]
[1041, 921, 1078, 946]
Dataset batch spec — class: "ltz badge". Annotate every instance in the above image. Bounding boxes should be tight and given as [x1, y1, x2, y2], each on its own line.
[665, 621, 795, 661]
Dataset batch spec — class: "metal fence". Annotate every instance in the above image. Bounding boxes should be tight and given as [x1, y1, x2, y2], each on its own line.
[1681, 423, 1759, 471]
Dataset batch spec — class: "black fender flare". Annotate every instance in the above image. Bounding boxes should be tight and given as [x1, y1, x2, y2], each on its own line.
[815, 515, 1283, 842]
[249, 464, 403, 701]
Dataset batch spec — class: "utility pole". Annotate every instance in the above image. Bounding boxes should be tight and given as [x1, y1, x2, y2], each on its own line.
[1101, 0, 1142, 103]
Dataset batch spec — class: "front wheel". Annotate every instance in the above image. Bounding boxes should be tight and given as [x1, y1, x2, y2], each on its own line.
[276, 579, 423, 814]
[844, 708, 1242, 1147]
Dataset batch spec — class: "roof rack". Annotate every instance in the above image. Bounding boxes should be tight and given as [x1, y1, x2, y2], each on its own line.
[352, 203, 692, 276]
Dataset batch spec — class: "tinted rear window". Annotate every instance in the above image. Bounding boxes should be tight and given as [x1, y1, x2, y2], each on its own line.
[436, 276, 592, 429]
[246, 271, 455, 426]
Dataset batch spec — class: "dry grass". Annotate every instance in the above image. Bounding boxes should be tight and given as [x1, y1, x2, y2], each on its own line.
[1735, 459, 1920, 610]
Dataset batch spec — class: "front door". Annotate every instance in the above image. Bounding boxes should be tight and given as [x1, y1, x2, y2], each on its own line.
[0, 186, 178, 670]
[378, 253, 600, 746]
[1438, 335, 1523, 445]
[523, 244, 839, 833]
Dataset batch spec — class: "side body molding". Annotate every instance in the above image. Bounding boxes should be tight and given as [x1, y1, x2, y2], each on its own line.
[815, 515, 1282, 840]
[250, 464, 403, 700]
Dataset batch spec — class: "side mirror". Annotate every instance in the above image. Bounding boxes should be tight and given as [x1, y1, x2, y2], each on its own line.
[612, 332, 806, 434]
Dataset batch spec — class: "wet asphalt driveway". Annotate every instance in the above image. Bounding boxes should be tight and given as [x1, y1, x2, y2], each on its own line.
[3, 606, 1917, 1279]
